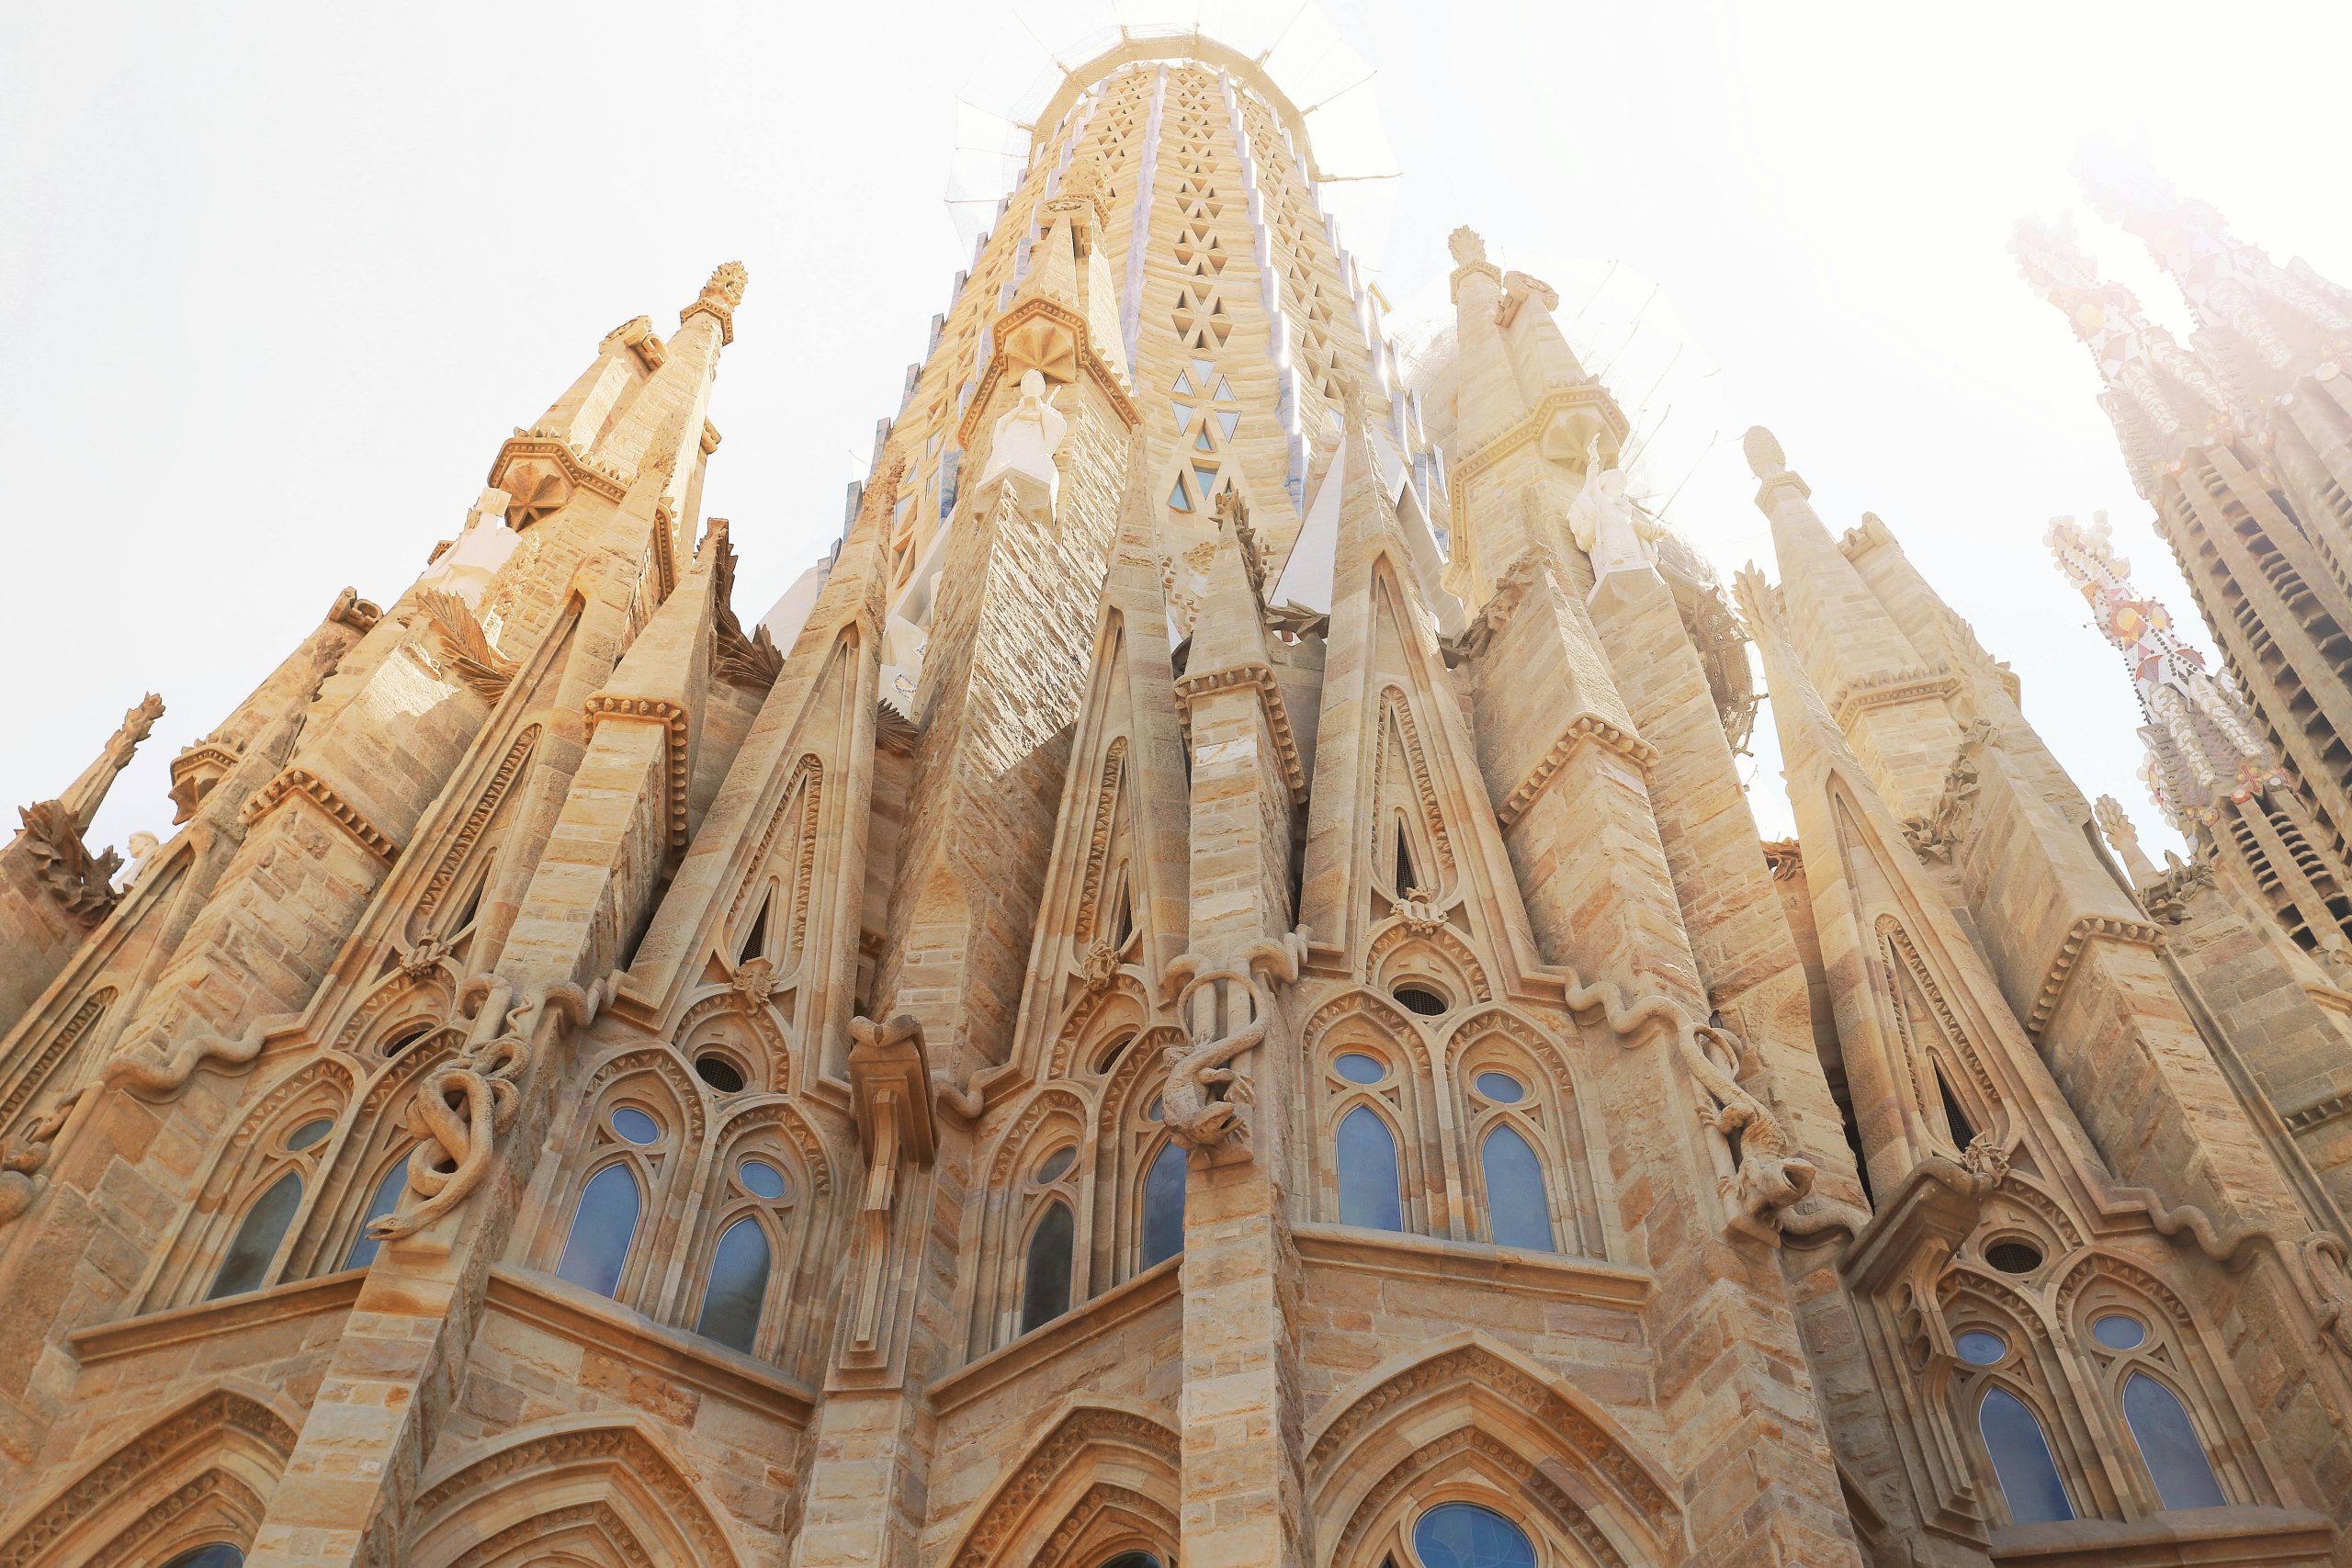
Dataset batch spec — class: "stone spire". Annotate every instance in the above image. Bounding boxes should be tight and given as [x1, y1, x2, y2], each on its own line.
[55, 693, 164, 835]
[2011, 214, 2239, 490]
[2046, 511, 2277, 834]
[2075, 138, 2352, 382]
[1746, 426, 1960, 816]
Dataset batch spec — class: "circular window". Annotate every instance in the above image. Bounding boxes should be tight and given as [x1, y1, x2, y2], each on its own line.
[1955, 1329, 2008, 1365]
[739, 1159, 787, 1201]
[1334, 1052, 1386, 1085]
[610, 1107, 661, 1145]
[695, 1054, 746, 1093]
[1986, 1239, 2044, 1275]
[2092, 1313, 2146, 1350]
[381, 1025, 431, 1060]
[286, 1118, 333, 1152]
[1473, 1072, 1524, 1103]
[1413, 1501, 1538, 1568]
[1391, 984, 1450, 1018]
[1035, 1146, 1076, 1183]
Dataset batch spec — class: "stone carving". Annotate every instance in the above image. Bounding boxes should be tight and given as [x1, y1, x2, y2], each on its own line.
[116, 830, 160, 891]
[2139, 852, 2216, 925]
[417, 490, 521, 611]
[367, 976, 594, 1241]
[104, 1010, 303, 1100]
[1900, 721, 1993, 863]
[1157, 925, 1310, 1151]
[1571, 430, 1665, 582]
[417, 587, 519, 702]
[976, 369, 1069, 510]
[845, 1012, 938, 1352]
[0, 1092, 83, 1224]
[17, 799, 123, 920]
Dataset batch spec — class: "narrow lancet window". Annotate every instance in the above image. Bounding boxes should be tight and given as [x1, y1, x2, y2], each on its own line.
[1021, 1199, 1076, 1333]
[2122, 1372, 2227, 1510]
[695, 1217, 773, 1354]
[1479, 1123, 1554, 1251]
[1979, 1386, 2075, 1525]
[1338, 1106, 1405, 1232]
[207, 1170, 304, 1301]
[555, 1163, 641, 1299]
[1140, 1140, 1186, 1269]
[342, 1160, 412, 1271]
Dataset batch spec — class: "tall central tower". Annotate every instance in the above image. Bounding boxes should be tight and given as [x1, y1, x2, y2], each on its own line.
[6, 23, 2352, 1568]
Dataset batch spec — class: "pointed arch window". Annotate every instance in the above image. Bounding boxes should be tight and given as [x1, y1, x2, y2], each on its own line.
[1937, 1063, 1978, 1150]
[555, 1163, 642, 1299]
[2121, 1372, 2227, 1510]
[695, 1217, 773, 1354]
[1410, 1502, 1538, 1568]
[208, 1168, 305, 1301]
[1978, 1386, 2075, 1526]
[162, 1548, 246, 1568]
[1479, 1123, 1554, 1251]
[1021, 1199, 1076, 1333]
[1337, 1106, 1404, 1232]
[1139, 1140, 1186, 1269]
[342, 1158, 413, 1271]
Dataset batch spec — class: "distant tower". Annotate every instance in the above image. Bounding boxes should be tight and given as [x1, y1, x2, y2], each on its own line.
[2047, 510, 2352, 951]
[2016, 166, 2352, 908]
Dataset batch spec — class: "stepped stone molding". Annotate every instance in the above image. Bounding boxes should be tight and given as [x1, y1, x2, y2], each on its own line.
[237, 767, 402, 864]
[582, 694, 693, 860]
[1171, 662, 1306, 802]
[2023, 913, 2168, 1039]
[1495, 714, 1659, 829]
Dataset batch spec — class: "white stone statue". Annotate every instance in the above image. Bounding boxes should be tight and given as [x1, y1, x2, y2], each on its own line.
[976, 369, 1069, 511]
[418, 488, 522, 611]
[1567, 433, 1662, 585]
[116, 830, 160, 891]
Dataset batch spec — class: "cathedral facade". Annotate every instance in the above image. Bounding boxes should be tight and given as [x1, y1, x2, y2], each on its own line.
[5, 29, 2352, 1568]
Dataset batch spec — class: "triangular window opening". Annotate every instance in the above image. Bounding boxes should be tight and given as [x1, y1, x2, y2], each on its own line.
[1168, 476, 1193, 513]
[1107, 867, 1136, 950]
[1172, 369, 1194, 396]
[1193, 428, 1215, 452]
[740, 887, 772, 964]
[1937, 1063, 1979, 1151]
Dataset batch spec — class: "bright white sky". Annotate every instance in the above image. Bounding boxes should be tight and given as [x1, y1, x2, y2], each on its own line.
[7, 0, 2347, 864]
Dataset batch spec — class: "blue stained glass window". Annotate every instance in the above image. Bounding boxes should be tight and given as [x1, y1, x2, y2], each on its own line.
[1035, 1146, 1076, 1183]
[1337, 1107, 1404, 1232]
[162, 1547, 246, 1568]
[1480, 1124, 1554, 1252]
[2092, 1314, 2145, 1350]
[1334, 1052, 1385, 1085]
[343, 1159, 412, 1271]
[1411, 1502, 1537, 1568]
[1956, 1330, 2007, 1365]
[609, 1107, 660, 1145]
[555, 1164, 641, 1298]
[695, 1218, 772, 1354]
[2122, 1372, 2227, 1510]
[1474, 1072, 1523, 1103]
[1140, 1141, 1186, 1269]
[1021, 1200, 1075, 1334]
[1168, 478, 1192, 513]
[739, 1159, 787, 1200]
[285, 1118, 333, 1151]
[207, 1170, 303, 1301]
[1979, 1386, 2075, 1525]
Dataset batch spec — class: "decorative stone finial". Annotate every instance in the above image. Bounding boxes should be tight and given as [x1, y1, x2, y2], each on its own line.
[682, 262, 748, 344]
[1448, 226, 1487, 267]
[1743, 426, 1788, 480]
[1047, 157, 1110, 230]
[703, 261, 749, 308]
